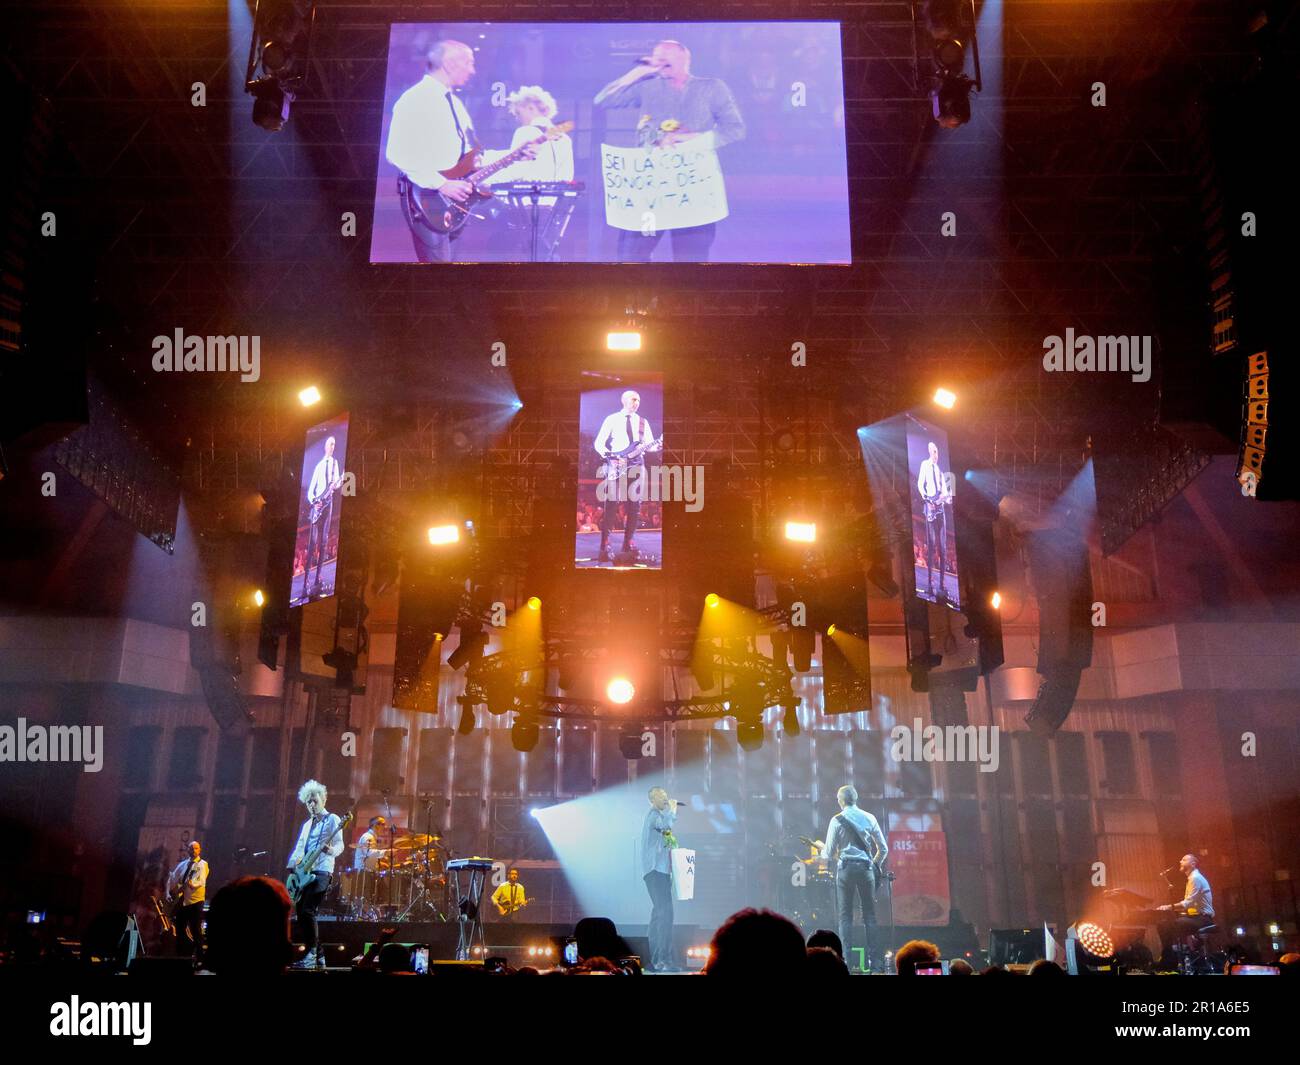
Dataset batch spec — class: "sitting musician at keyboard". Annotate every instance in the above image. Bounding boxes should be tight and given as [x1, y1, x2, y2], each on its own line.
[1155, 853, 1215, 965]
[491, 867, 529, 919]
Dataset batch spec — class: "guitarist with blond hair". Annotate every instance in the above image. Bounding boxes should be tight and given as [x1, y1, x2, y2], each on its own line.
[286, 780, 346, 970]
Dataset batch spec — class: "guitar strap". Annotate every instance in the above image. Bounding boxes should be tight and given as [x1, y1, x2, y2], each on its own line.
[833, 812, 879, 869]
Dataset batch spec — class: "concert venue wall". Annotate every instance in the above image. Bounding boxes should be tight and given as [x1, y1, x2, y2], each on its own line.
[370, 22, 851, 264]
[575, 371, 665, 570]
[290, 413, 350, 608]
[906, 414, 961, 611]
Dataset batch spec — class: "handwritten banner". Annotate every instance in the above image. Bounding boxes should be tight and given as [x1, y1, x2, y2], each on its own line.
[601, 143, 729, 232]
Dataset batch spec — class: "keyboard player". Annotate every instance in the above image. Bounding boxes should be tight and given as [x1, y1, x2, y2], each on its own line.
[1156, 853, 1214, 965]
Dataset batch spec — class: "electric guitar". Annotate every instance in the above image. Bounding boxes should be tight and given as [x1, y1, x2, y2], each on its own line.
[309, 477, 343, 524]
[401, 121, 574, 236]
[495, 895, 529, 917]
[922, 488, 952, 523]
[604, 434, 665, 479]
[286, 805, 356, 904]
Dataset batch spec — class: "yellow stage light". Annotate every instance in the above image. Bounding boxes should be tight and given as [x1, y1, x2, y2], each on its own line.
[427, 524, 460, 546]
[784, 521, 817, 543]
[933, 388, 956, 409]
[606, 677, 635, 704]
[298, 385, 322, 407]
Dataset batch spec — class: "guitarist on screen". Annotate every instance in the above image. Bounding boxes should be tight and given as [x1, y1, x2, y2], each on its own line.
[385, 40, 538, 262]
[165, 839, 209, 961]
[594, 390, 662, 563]
[303, 435, 343, 600]
[916, 440, 953, 599]
[285, 780, 346, 970]
[491, 867, 529, 920]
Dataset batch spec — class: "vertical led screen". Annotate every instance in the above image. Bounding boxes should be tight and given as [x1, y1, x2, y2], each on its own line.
[906, 414, 960, 610]
[576, 372, 664, 569]
[291, 413, 350, 608]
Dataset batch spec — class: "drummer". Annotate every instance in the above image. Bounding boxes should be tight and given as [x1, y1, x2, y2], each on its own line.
[353, 816, 390, 872]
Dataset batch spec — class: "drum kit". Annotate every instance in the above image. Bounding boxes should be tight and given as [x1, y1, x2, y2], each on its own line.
[337, 831, 449, 922]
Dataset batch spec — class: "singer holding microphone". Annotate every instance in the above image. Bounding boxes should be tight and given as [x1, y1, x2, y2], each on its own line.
[640, 786, 680, 972]
[593, 40, 745, 262]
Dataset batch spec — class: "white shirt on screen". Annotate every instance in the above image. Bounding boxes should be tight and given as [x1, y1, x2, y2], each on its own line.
[917, 458, 945, 500]
[490, 121, 575, 185]
[595, 410, 654, 457]
[385, 75, 475, 190]
[308, 454, 340, 506]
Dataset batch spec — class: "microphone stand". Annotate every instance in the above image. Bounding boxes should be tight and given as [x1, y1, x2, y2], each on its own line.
[382, 790, 395, 919]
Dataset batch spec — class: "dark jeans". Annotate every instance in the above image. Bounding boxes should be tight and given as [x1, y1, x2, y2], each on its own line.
[617, 223, 717, 262]
[924, 511, 947, 586]
[294, 871, 330, 952]
[1157, 914, 1205, 962]
[837, 861, 876, 970]
[644, 871, 674, 970]
[600, 484, 641, 548]
[176, 902, 204, 958]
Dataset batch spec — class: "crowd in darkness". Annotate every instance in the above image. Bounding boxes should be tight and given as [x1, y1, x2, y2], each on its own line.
[5, 878, 1299, 976]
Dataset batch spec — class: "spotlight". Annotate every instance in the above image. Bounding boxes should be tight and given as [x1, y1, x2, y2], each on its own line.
[447, 628, 487, 671]
[784, 521, 817, 544]
[990, 591, 1002, 610]
[526, 596, 541, 611]
[298, 385, 321, 407]
[705, 593, 720, 609]
[737, 720, 764, 752]
[826, 623, 837, 637]
[511, 717, 540, 753]
[782, 705, 801, 737]
[1066, 921, 1117, 975]
[772, 426, 797, 453]
[606, 677, 635, 704]
[606, 330, 642, 352]
[250, 80, 294, 132]
[619, 728, 647, 759]
[252, 589, 265, 608]
[456, 705, 476, 736]
[931, 75, 974, 129]
[427, 524, 460, 546]
[1076, 922, 1114, 957]
[530, 808, 542, 820]
[933, 388, 957, 409]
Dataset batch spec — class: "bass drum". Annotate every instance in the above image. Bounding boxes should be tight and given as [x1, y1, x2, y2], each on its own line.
[372, 870, 415, 917]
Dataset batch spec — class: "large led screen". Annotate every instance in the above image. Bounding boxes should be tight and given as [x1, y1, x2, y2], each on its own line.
[371, 22, 851, 264]
[576, 372, 664, 569]
[291, 413, 350, 608]
[906, 414, 960, 611]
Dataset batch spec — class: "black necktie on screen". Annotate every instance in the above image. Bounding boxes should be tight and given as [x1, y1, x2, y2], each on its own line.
[625, 415, 634, 448]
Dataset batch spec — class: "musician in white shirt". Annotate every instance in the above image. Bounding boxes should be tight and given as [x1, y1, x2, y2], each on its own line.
[384, 40, 536, 262]
[286, 779, 343, 969]
[593, 390, 655, 562]
[303, 435, 343, 599]
[492, 86, 574, 191]
[915, 441, 950, 597]
[166, 840, 209, 959]
[352, 816, 388, 873]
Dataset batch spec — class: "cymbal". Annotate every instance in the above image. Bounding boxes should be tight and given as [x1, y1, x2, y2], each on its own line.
[393, 834, 436, 848]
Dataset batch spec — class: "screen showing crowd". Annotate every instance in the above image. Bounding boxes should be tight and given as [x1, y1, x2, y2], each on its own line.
[291, 413, 350, 608]
[371, 22, 851, 264]
[576, 372, 664, 570]
[906, 414, 960, 611]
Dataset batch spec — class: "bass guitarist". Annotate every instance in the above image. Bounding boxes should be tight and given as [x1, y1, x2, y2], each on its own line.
[822, 785, 889, 973]
[593, 390, 658, 563]
[385, 40, 538, 262]
[165, 840, 209, 961]
[286, 780, 345, 970]
[303, 435, 343, 601]
[916, 440, 953, 600]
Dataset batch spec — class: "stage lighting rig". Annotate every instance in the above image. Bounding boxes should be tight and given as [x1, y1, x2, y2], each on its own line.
[245, 1, 317, 131]
[911, 0, 982, 129]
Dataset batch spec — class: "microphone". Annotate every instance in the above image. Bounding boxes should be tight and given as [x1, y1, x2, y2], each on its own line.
[1159, 866, 1177, 875]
